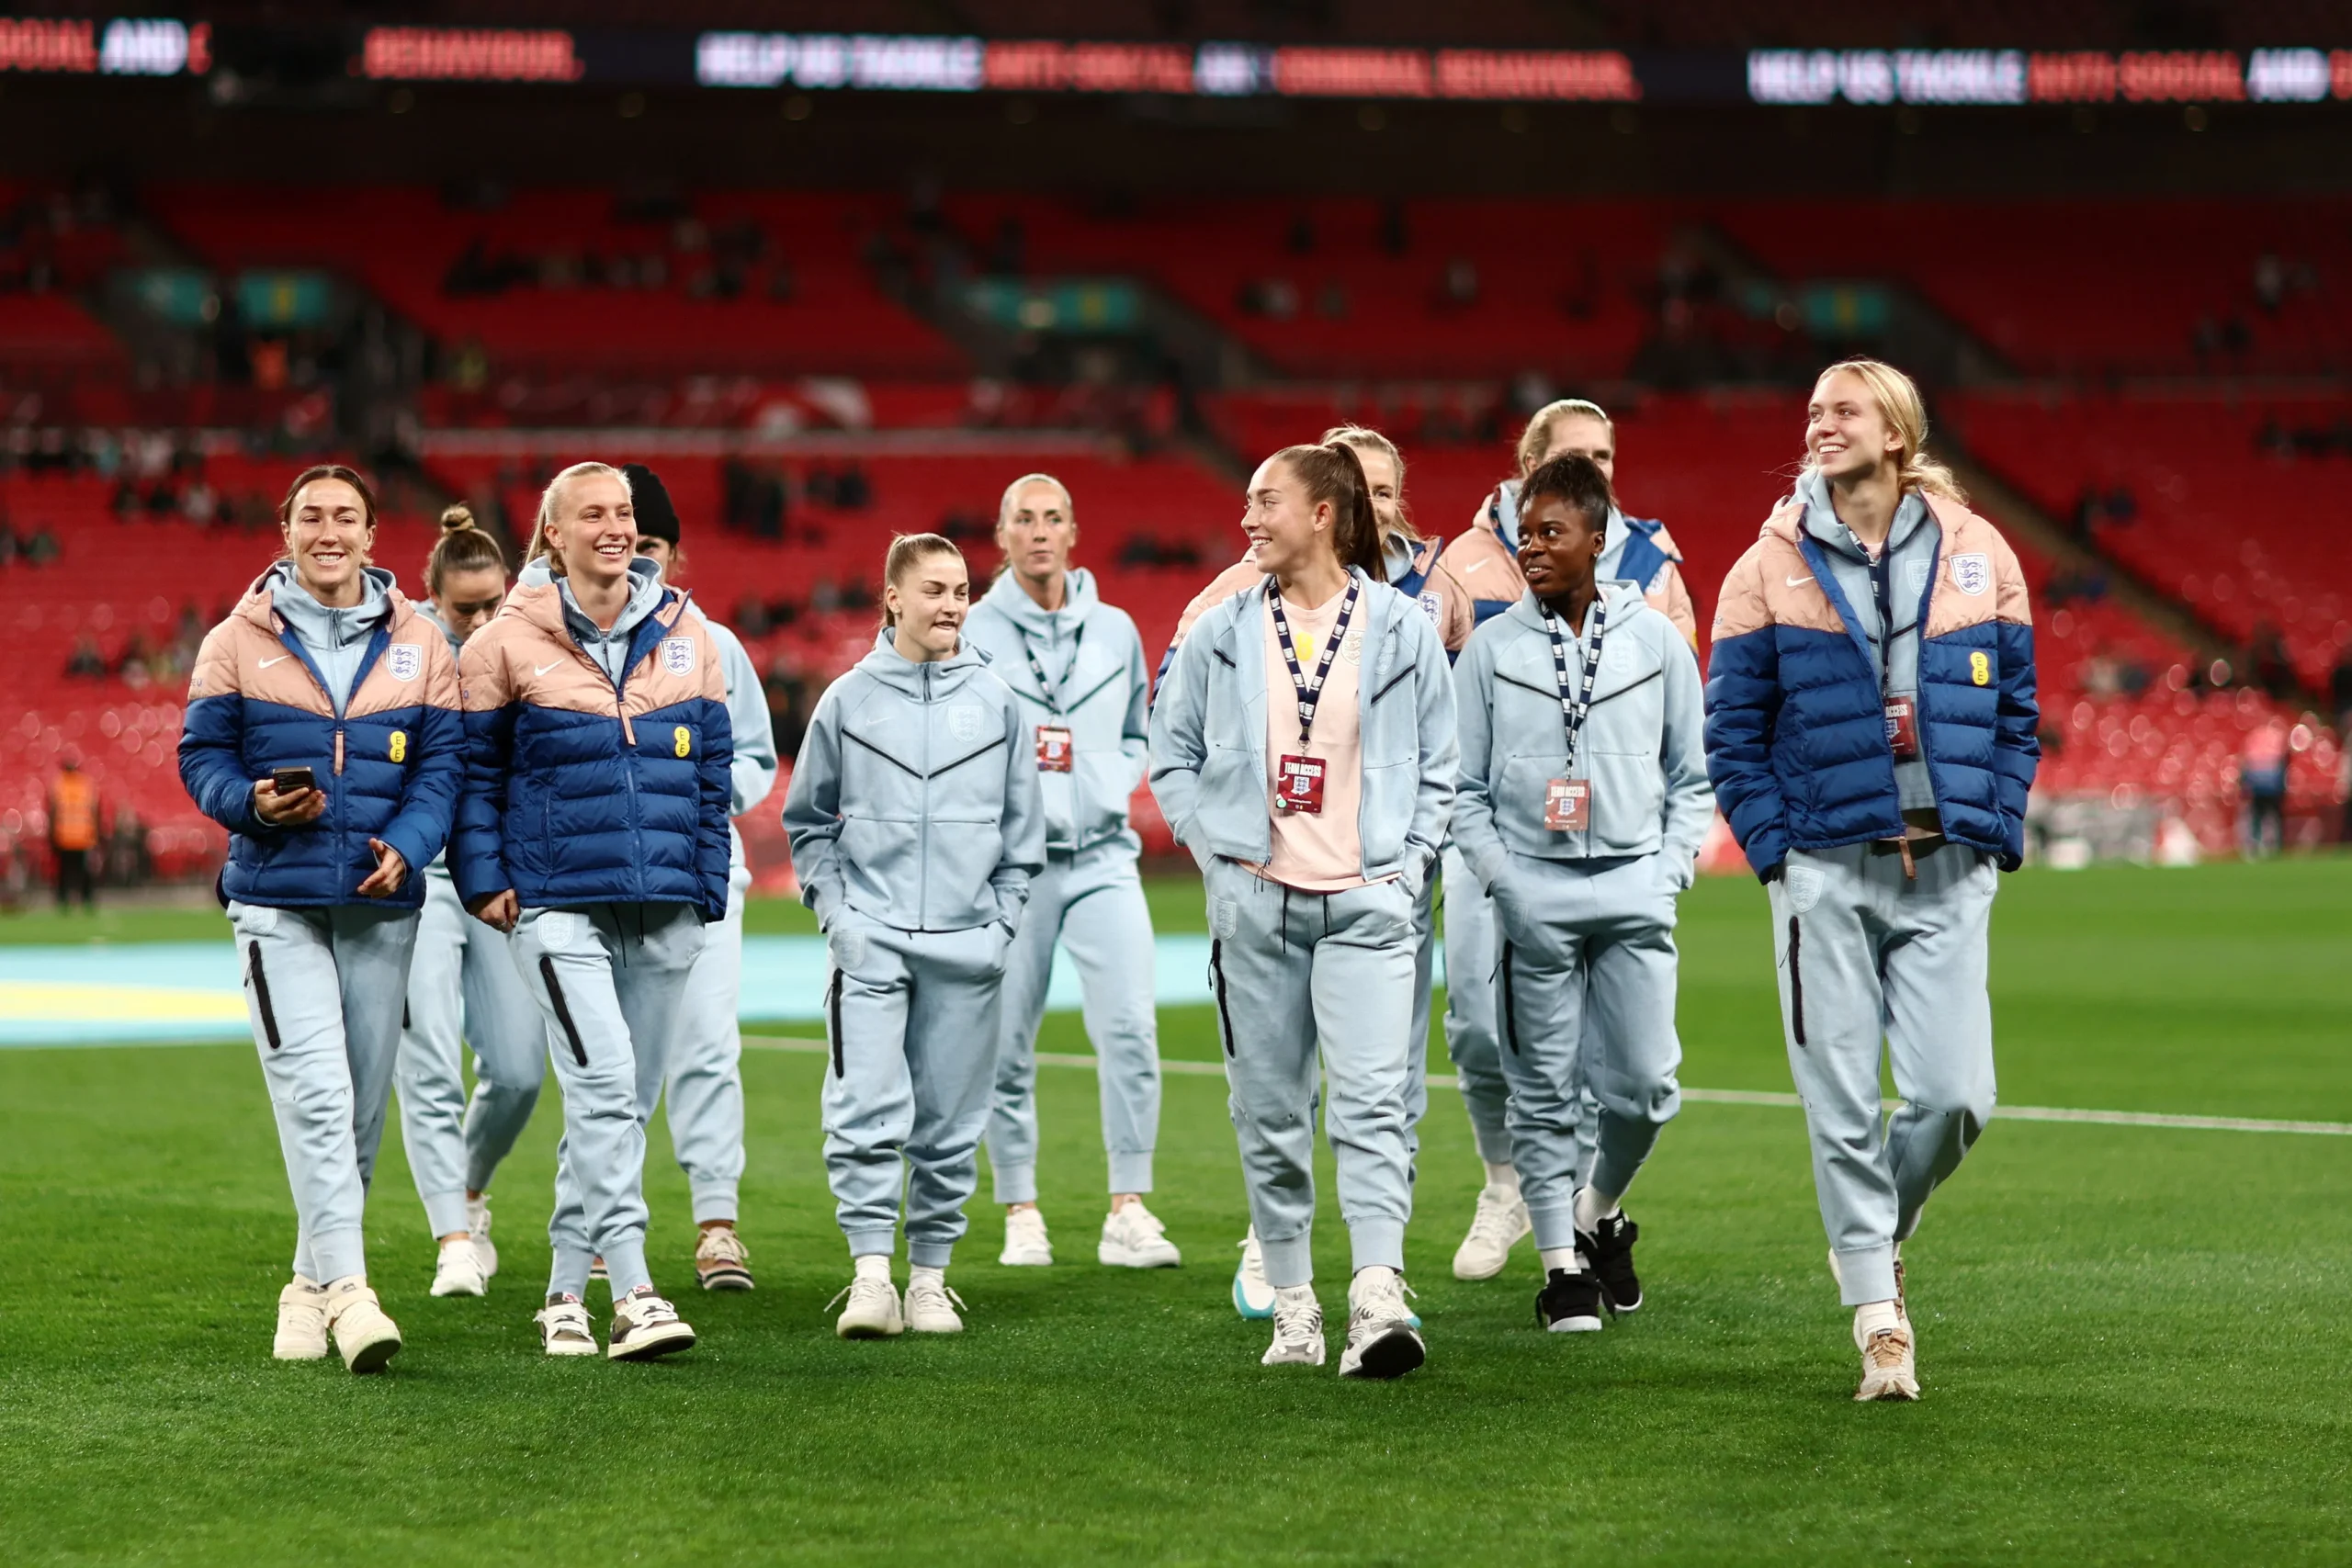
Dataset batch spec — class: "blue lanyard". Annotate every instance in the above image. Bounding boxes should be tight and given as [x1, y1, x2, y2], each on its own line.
[1267, 581, 1360, 750]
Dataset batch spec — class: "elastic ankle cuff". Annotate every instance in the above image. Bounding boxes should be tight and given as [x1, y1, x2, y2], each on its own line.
[990, 1162, 1039, 1207]
[689, 1179, 740, 1225]
[1347, 1219, 1405, 1277]
[1259, 1231, 1315, 1290]
[1525, 1202, 1579, 1255]
[906, 1241, 956, 1270]
[845, 1229, 898, 1260]
[1105, 1152, 1154, 1195]
[1833, 1244, 1898, 1306]
[421, 1190, 470, 1241]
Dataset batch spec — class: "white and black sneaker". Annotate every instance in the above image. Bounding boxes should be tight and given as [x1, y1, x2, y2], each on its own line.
[1338, 1267, 1425, 1380]
[1535, 1268, 1606, 1333]
[536, 1293, 599, 1357]
[608, 1286, 696, 1360]
[1577, 1210, 1643, 1314]
[1261, 1287, 1326, 1366]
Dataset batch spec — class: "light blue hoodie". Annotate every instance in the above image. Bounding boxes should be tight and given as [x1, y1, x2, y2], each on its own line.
[1794, 468, 1939, 812]
[269, 561, 393, 718]
[1451, 580, 1713, 892]
[784, 629, 1046, 934]
[961, 568, 1148, 856]
[1148, 568, 1457, 897]
[511, 555, 669, 688]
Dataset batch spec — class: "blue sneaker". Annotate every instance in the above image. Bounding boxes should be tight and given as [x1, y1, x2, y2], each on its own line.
[1233, 1229, 1276, 1319]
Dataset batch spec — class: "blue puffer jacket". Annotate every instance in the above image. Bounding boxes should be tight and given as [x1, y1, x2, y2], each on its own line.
[452, 559, 733, 921]
[179, 565, 463, 908]
[1703, 491, 2040, 877]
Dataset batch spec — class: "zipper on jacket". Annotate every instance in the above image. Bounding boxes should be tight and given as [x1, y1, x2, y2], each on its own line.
[918, 662, 933, 930]
[246, 941, 283, 1050]
[1209, 938, 1236, 1058]
[539, 954, 590, 1066]
[333, 729, 345, 775]
[1786, 916, 1806, 1047]
[827, 968, 845, 1077]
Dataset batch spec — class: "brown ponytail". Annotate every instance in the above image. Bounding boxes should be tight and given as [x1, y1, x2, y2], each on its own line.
[424, 502, 509, 599]
[1271, 442, 1384, 578]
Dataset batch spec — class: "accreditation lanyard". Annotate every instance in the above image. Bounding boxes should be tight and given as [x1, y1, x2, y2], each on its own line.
[1018, 622, 1084, 773]
[1539, 595, 1608, 832]
[1267, 579, 1360, 815]
[1868, 549, 1921, 761]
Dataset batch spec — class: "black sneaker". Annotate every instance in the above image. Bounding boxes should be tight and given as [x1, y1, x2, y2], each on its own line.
[1577, 1210, 1643, 1314]
[1534, 1268, 1604, 1334]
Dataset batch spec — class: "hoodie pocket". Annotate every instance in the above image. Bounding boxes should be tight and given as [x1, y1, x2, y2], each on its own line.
[245, 941, 283, 1051]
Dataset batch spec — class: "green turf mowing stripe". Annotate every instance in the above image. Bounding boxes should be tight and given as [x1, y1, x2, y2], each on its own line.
[741, 1032, 2352, 1136]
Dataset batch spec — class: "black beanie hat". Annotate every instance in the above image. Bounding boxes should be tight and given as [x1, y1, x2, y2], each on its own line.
[623, 462, 681, 545]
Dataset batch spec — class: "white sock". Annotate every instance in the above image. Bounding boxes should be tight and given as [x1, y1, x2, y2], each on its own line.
[1573, 1185, 1622, 1234]
[854, 1254, 891, 1283]
[908, 1264, 945, 1291]
[1853, 1299, 1901, 1348]
[1482, 1161, 1521, 1197]
[1538, 1246, 1581, 1275]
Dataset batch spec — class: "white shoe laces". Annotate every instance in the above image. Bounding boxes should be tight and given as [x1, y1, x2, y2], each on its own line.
[1351, 1274, 1413, 1333]
[537, 1298, 593, 1340]
[905, 1277, 967, 1315]
[1271, 1292, 1322, 1346]
[1465, 1186, 1526, 1247]
[618, 1289, 680, 1325]
[827, 1275, 899, 1316]
[697, 1227, 749, 1265]
[1112, 1203, 1166, 1241]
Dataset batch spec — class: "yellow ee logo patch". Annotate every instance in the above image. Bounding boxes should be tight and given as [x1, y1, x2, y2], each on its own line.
[673, 726, 692, 759]
[389, 730, 408, 763]
[1969, 651, 1991, 687]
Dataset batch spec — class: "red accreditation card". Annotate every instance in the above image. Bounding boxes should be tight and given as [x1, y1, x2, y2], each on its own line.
[1883, 697, 1920, 761]
[1544, 778, 1591, 832]
[1035, 725, 1074, 773]
[1275, 754, 1327, 814]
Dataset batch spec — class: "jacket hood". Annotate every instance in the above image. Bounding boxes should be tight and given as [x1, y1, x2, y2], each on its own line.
[854, 626, 993, 696]
[1503, 577, 1646, 637]
[505, 554, 680, 644]
[261, 561, 394, 649]
[978, 566, 1099, 637]
[1792, 468, 1931, 563]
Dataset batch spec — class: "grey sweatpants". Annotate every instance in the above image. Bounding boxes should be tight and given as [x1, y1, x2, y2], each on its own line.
[1491, 855, 1683, 1254]
[512, 902, 706, 1301]
[664, 865, 751, 1224]
[1439, 844, 1516, 1166]
[823, 918, 1010, 1269]
[987, 841, 1160, 1202]
[394, 873, 547, 1238]
[1770, 843, 1999, 1306]
[1204, 859, 1419, 1290]
[230, 899, 421, 1287]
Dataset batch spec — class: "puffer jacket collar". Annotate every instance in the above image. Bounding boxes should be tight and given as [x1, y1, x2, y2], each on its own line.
[503, 555, 688, 678]
[232, 563, 420, 705]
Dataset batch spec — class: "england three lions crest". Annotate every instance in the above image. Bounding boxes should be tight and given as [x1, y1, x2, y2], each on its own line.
[387, 644, 423, 682]
[1949, 552, 1992, 597]
[661, 637, 696, 676]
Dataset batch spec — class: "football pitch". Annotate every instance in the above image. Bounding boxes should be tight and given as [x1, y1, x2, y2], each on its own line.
[2, 860, 2348, 1564]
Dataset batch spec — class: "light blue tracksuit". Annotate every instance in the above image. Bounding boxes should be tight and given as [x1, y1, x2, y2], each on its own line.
[1453, 582, 1712, 1255]
[1443, 505, 1665, 1175]
[784, 631, 1046, 1268]
[395, 606, 548, 1240]
[1149, 569, 1456, 1288]
[661, 608, 779, 1224]
[233, 569, 423, 1287]
[962, 569, 1160, 1201]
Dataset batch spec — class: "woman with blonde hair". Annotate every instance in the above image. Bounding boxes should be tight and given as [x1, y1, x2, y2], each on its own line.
[392, 504, 545, 1300]
[1704, 358, 2038, 1400]
[1150, 441, 1455, 1379]
[179, 464, 464, 1372]
[454, 460, 733, 1360]
[785, 533, 1046, 1338]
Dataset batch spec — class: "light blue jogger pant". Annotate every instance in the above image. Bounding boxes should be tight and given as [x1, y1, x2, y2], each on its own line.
[1439, 844, 1516, 1168]
[1490, 855, 1684, 1256]
[987, 842, 1161, 1203]
[512, 902, 706, 1301]
[823, 918, 1009, 1269]
[230, 899, 421, 1287]
[394, 872, 547, 1238]
[1770, 842, 1998, 1307]
[664, 865, 751, 1224]
[1204, 860, 1419, 1290]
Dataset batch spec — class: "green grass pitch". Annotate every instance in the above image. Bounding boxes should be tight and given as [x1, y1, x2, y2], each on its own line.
[3, 860, 2349, 1563]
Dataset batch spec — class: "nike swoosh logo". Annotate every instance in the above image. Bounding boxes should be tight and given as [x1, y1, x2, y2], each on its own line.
[257, 655, 289, 669]
[1786, 575, 1815, 588]
[535, 660, 566, 677]
[1464, 560, 1490, 575]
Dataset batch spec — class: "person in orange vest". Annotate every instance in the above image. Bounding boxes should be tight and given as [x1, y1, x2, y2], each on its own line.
[48, 754, 101, 910]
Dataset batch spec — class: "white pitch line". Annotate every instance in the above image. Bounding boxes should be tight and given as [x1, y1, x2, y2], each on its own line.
[744, 1035, 2352, 1138]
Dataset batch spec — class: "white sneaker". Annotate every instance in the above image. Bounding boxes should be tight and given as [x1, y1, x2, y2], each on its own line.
[1000, 1207, 1053, 1267]
[903, 1272, 966, 1334]
[831, 1272, 905, 1339]
[1339, 1267, 1426, 1381]
[1452, 1183, 1532, 1281]
[1232, 1228, 1276, 1319]
[1099, 1201, 1182, 1269]
[1856, 1321, 1920, 1402]
[1261, 1287, 1326, 1366]
[608, 1286, 696, 1360]
[536, 1294, 599, 1356]
[274, 1275, 329, 1360]
[430, 1235, 488, 1298]
[467, 1194, 499, 1278]
[322, 1277, 402, 1374]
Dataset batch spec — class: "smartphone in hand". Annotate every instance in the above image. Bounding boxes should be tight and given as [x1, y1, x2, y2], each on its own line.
[271, 765, 318, 795]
